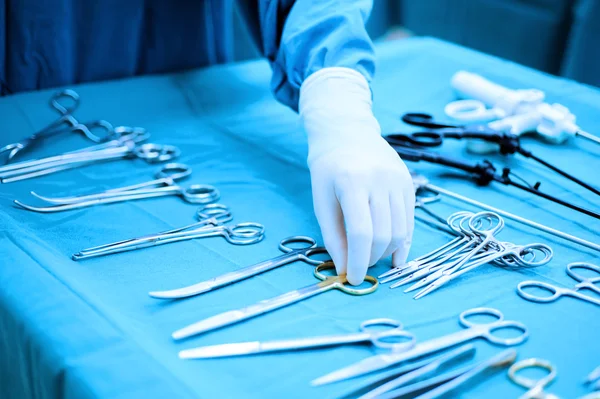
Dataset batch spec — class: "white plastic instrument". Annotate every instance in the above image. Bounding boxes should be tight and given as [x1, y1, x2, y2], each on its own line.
[445, 71, 600, 153]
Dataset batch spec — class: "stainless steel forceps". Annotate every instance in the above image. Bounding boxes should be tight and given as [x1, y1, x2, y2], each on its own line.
[0, 127, 177, 183]
[0, 90, 114, 163]
[14, 163, 219, 212]
[73, 206, 264, 260]
[379, 211, 553, 299]
[149, 236, 329, 299]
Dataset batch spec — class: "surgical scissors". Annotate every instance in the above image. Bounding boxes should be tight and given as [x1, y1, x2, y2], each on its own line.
[172, 262, 378, 340]
[508, 358, 558, 399]
[311, 307, 528, 386]
[0, 128, 178, 183]
[0, 90, 114, 163]
[179, 318, 415, 359]
[517, 262, 600, 307]
[149, 236, 328, 299]
[73, 213, 264, 260]
[15, 164, 220, 213]
[388, 113, 600, 197]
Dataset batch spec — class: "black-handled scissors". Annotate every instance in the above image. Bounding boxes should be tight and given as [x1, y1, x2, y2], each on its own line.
[387, 113, 520, 152]
[389, 146, 600, 220]
[386, 112, 600, 198]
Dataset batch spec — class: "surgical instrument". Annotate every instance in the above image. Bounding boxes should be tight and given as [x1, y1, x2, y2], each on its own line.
[172, 262, 378, 340]
[356, 344, 476, 399]
[0, 128, 178, 183]
[374, 365, 476, 399]
[74, 203, 232, 259]
[586, 366, 600, 391]
[379, 211, 553, 298]
[73, 218, 265, 260]
[179, 318, 415, 359]
[388, 112, 600, 197]
[389, 145, 600, 220]
[508, 358, 558, 399]
[311, 307, 528, 386]
[410, 172, 600, 253]
[447, 71, 600, 146]
[15, 164, 220, 213]
[406, 218, 553, 299]
[413, 348, 517, 399]
[0, 89, 114, 163]
[149, 236, 328, 299]
[517, 262, 600, 307]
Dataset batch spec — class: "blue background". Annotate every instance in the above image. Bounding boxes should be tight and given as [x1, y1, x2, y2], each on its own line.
[0, 37, 599, 398]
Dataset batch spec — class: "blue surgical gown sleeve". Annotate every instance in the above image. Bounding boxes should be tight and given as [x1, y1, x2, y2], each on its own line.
[239, 0, 376, 111]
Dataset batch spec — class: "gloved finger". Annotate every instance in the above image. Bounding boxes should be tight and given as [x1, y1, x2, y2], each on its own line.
[313, 181, 347, 275]
[338, 185, 372, 285]
[381, 189, 407, 260]
[368, 190, 392, 266]
[401, 178, 416, 263]
[390, 188, 414, 267]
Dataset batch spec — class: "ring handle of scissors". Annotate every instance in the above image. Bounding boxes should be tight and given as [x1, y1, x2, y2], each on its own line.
[468, 212, 504, 236]
[156, 163, 193, 181]
[227, 222, 265, 239]
[196, 204, 232, 224]
[509, 358, 557, 389]
[220, 233, 264, 245]
[114, 126, 151, 143]
[447, 211, 474, 235]
[181, 185, 220, 204]
[314, 262, 379, 295]
[401, 113, 458, 129]
[359, 318, 416, 351]
[517, 281, 562, 303]
[279, 236, 317, 253]
[567, 262, 600, 283]
[78, 120, 115, 143]
[479, 320, 529, 346]
[402, 132, 445, 148]
[444, 100, 506, 122]
[133, 143, 181, 163]
[510, 243, 554, 268]
[459, 307, 504, 328]
[385, 133, 443, 148]
[279, 236, 328, 266]
[50, 89, 80, 115]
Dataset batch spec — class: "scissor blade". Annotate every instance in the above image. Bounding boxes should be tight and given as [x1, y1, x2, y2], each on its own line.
[587, 365, 600, 383]
[413, 349, 516, 399]
[172, 309, 246, 340]
[311, 355, 398, 386]
[376, 365, 474, 399]
[149, 279, 220, 299]
[150, 254, 296, 299]
[173, 283, 326, 340]
[179, 341, 261, 359]
[357, 344, 476, 399]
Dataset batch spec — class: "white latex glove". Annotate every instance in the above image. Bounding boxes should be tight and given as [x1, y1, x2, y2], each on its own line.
[299, 67, 415, 285]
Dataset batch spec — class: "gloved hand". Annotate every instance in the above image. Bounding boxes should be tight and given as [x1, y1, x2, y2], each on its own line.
[299, 67, 415, 285]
